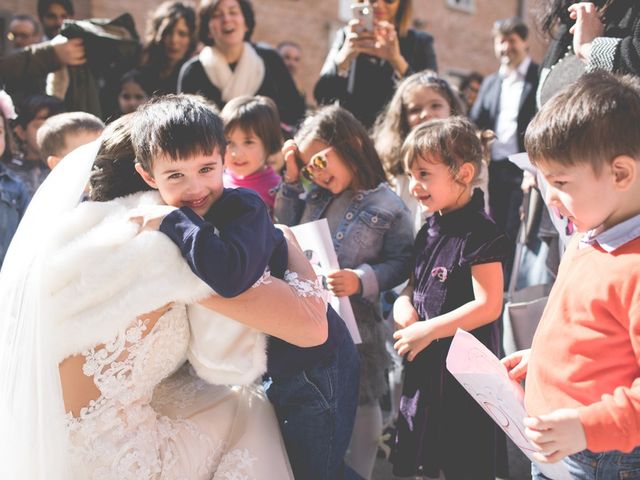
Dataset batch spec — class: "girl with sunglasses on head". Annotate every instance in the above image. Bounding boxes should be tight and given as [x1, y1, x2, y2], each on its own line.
[314, 0, 437, 129]
[275, 105, 413, 479]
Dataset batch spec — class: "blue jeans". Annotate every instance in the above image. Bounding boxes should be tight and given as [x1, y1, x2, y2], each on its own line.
[265, 332, 362, 480]
[531, 446, 640, 479]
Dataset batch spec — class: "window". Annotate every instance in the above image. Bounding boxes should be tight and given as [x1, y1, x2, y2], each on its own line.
[446, 0, 475, 13]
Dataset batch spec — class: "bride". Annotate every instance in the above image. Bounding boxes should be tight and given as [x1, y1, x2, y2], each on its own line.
[0, 114, 327, 479]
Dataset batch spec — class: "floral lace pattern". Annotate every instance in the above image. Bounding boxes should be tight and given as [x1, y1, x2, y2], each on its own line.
[64, 306, 227, 479]
[284, 270, 329, 303]
[250, 268, 272, 288]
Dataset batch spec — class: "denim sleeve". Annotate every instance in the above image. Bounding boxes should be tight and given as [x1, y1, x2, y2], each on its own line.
[159, 189, 286, 298]
[273, 181, 306, 226]
[353, 206, 414, 298]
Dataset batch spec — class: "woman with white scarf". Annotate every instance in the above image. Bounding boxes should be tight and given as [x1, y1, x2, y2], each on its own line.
[178, 0, 305, 130]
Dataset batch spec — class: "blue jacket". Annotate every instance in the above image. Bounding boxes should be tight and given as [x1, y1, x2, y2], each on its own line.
[275, 181, 413, 300]
[0, 164, 30, 266]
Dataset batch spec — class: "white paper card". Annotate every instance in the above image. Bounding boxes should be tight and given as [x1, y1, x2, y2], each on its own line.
[290, 219, 362, 344]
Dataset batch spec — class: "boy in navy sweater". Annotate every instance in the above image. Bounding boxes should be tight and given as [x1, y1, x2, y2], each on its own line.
[132, 95, 361, 480]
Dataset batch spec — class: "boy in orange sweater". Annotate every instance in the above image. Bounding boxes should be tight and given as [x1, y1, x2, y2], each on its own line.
[502, 71, 640, 479]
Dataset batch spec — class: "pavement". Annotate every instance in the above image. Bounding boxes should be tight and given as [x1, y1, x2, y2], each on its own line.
[371, 437, 532, 479]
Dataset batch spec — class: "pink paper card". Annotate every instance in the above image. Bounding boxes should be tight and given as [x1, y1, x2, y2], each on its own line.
[446, 329, 571, 480]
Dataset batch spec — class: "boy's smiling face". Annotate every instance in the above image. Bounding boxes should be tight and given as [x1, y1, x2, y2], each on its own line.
[136, 148, 224, 217]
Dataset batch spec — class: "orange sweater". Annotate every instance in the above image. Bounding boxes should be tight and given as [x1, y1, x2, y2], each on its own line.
[525, 236, 640, 453]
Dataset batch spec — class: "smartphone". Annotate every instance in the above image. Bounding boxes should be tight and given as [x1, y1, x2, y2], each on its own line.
[350, 3, 374, 33]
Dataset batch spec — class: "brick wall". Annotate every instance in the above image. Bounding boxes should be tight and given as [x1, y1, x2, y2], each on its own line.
[4, 0, 548, 99]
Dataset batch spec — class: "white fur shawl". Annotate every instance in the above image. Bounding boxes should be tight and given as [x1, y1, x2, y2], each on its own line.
[46, 191, 267, 384]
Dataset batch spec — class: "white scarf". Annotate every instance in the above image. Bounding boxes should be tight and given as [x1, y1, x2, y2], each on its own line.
[199, 42, 266, 102]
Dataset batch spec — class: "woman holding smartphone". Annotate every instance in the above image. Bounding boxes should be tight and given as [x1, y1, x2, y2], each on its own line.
[314, 0, 437, 128]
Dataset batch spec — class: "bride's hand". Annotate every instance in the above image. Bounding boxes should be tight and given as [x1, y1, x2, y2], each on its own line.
[129, 206, 173, 232]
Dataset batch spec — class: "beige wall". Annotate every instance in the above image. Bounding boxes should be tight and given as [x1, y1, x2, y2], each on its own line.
[4, 0, 548, 98]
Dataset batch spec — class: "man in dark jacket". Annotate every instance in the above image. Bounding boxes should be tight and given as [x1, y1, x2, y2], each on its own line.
[470, 17, 539, 251]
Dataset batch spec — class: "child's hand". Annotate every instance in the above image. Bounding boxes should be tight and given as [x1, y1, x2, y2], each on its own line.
[524, 408, 587, 463]
[393, 295, 419, 329]
[501, 349, 531, 382]
[393, 322, 434, 361]
[326, 269, 361, 297]
[282, 139, 301, 184]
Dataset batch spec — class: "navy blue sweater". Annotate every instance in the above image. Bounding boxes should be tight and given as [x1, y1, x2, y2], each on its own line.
[160, 188, 346, 377]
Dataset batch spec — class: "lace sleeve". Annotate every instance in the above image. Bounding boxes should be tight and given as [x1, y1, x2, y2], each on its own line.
[251, 269, 273, 288]
[283, 270, 329, 306]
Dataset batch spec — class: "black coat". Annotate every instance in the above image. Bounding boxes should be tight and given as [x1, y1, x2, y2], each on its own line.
[542, 0, 640, 74]
[470, 60, 539, 155]
[313, 28, 437, 129]
[178, 44, 305, 128]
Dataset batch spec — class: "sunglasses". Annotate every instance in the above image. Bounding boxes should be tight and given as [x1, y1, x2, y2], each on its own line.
[300, 148, 331, 181]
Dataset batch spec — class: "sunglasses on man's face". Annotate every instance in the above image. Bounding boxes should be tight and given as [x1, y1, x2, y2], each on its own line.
[300, 148, 330, 181]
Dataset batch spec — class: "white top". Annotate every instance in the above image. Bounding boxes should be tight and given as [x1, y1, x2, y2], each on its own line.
[492, 56, 532, 161]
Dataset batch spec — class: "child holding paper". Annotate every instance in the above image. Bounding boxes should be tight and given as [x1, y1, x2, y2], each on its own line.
[275, 105, 413, 479]
[390, 117, 509, 479]
[503, 71, 640, 479]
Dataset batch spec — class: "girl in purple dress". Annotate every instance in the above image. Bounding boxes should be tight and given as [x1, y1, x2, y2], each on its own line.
[391, 117, 509, 479]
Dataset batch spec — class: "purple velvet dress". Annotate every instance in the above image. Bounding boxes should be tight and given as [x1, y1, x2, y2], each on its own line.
[391, 189, 509, 479]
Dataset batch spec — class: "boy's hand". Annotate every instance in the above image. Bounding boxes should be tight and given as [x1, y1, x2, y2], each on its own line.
[282, 139, 301, 184]
[393, 295, 419, 329]
[501, 349, 531, 382]
[326, 269, 361, 297]
[524, 408, 587, 463]
[393, 322, 434, 361]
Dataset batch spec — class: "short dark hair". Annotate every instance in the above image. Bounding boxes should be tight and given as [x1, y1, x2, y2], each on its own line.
[36, 112, 104, 159]
[10, 14, 41, 35]
[221, 95, 282, 155]
[89, 114, 154, 201]
[15, 94, 65, 129]
[295, 105, 386, 191]
[198, 0, 255, 46]
[460, 71, 484, 91]
[492, 16, 528, 40]
[118, 69, 153, 96]
[131, 94, 226, 173]
[525, 71, 640, 173]
[37, 0, 74, 19]
[402, 116, 491, 184]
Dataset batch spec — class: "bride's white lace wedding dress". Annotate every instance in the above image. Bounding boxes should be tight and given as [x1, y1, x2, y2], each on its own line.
[65, 304, 291, 480]
[46, 191, 294, 480]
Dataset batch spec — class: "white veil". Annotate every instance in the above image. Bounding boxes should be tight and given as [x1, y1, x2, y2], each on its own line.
[0, 141, 99, 479]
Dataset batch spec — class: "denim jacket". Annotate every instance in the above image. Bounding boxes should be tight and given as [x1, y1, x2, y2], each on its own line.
[275, 181, 413, 301]
[0, 164, 30, 265]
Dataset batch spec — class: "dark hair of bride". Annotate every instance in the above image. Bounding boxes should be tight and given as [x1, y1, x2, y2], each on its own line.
[89, 114, 154, 202]
[539, 0, 615, 37]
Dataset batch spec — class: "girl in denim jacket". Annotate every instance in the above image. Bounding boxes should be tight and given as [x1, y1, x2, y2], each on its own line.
[274, 105, 413, 479]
